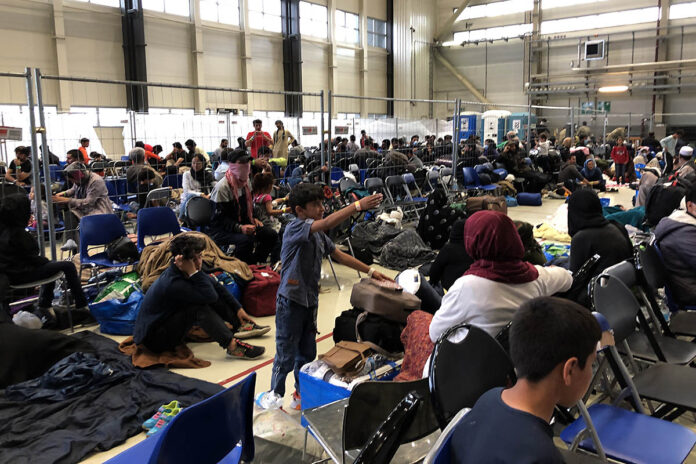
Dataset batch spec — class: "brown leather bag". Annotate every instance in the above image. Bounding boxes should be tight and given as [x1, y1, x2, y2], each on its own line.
[465, 195, 508, 215]
[349, 278, 421, 324]
[319, 341, 372, 375]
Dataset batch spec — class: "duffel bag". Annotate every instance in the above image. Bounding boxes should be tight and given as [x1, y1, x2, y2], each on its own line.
[516, 192, 543, 206]
[242, 265, 280, 317]
[349, 278, 421, 324]
[89, 291, 143, 335]
[333, 308, 405, 356]
[466, 195, 508, 215]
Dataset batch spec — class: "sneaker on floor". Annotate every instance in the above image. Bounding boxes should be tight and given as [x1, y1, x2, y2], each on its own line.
[146, 407, 181, 437]
[234, 321, 271, 339]
[35, 307, 57, 328]
[226, 339, 265, 360]
[255, 391, 283, 410]
[289, 390, 301, 411]
[142, 400, 179, 430]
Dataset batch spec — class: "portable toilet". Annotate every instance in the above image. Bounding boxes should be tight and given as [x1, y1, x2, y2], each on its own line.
[481, 110, 511, 144]
[458, 112, 482, 142]
[507, 112, 538, 141]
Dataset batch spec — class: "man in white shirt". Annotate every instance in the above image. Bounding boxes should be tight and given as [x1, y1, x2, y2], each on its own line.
[660, 130, 684, 175]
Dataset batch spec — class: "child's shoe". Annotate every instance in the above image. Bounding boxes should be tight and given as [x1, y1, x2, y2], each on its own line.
[255, 391, 283, 410]
[289, 390, 302, 411]
[142, 401, 179, 430]
[146, 407, 181, 437]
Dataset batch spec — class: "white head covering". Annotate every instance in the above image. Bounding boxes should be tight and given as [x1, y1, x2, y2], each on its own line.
[679, 146, 693, 158]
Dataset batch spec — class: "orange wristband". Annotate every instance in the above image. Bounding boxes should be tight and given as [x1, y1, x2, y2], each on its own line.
[354, 201, 361, 211]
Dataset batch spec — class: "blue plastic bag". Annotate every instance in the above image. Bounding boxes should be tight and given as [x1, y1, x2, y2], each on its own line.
[505, 196, 518, 207]
[89, 290, 143, 335]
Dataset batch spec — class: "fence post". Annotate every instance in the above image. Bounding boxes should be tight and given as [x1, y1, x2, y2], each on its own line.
[451, 98, 461, 192]
[320, 90, 325, 167]
[627, 112, 632, 139]
[24, 67, 46, 256]
[395, 117, 399, 140]
[34, 68, 57, 261]
[225, 111, 231, 143]
[570, 107, 575, 144]
[327, 90, 332, 172]
[603, 112, 608, 144]
[527, 97, 532, 147]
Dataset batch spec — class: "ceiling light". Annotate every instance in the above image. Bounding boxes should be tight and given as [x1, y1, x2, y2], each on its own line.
[598, 85, 628, 93]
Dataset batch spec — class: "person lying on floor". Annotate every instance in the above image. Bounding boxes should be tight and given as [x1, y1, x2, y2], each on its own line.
[0, 194, 89, 327]
[133, 234, 268, 359]
[429, 211, 572, 341]
[451, 297, 601, 463]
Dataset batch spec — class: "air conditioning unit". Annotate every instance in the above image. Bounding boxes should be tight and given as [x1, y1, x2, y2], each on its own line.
[584, 40, 605, 61]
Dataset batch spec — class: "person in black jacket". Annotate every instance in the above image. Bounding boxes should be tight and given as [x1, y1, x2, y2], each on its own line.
[208, 148, 279, 264]
[428, 219, 473, 291]
[0, 194, 88, 326]
[567, 189, 633, 277]
[133, 234, 267, 357]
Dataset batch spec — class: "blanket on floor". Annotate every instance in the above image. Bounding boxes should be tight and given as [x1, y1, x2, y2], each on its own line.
[0, 331, 222, 464]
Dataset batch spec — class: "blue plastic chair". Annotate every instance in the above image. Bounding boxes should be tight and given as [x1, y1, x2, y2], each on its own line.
[106, 373, 256, 464]
[330, 166, 344, 186]
[136, 207, 181, 252]
[422, 408, 469, 464]
[162, 174, 183, 189]
[79, 214, 135, 272]
[493, 168, 508, 179]
[282, 163, 299, 185]
[462, 167, 498, 192]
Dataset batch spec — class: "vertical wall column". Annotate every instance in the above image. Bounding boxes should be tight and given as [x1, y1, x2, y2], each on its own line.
[120, 0, 148, 112]
[240, 0, 254, 114]
[281, 0, 302, 116]
[51, 0, 72, 111]
[653, 0, 670, 128]
[359, 0, 369, 118]
[386, 0, 394, 117]
[327, 0, 338, 118]
[191, 0, 206, 113]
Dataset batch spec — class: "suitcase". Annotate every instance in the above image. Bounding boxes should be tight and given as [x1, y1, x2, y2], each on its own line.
[465, 195, 508, 215]
[241, 265, 280, 317]
[349, 278, 421, 324]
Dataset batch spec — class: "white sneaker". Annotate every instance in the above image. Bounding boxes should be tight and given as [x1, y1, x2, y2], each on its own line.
[255, 391, 283, 410]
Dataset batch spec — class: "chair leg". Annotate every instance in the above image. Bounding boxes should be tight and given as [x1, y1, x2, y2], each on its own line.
[346, 238, 360, 278]
[327, 256, 342, 290]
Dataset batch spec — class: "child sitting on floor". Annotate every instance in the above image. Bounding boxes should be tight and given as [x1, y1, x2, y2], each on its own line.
[255, 183, 392, 410]
[451, 296, 601, 463]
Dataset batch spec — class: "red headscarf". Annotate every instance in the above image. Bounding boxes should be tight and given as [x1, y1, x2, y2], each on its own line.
[463, 211, 539, 284]
[225, 163, 254, 223]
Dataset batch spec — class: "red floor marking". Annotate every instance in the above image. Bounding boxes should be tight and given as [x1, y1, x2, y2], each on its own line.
[218, 331, 334, 386]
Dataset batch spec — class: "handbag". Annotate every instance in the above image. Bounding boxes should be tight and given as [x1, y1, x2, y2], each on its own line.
[105, 236, 139, 263]
[350, 278, 421, 324]
[89, 290, 143, 335]
[319, 340, 372, 375]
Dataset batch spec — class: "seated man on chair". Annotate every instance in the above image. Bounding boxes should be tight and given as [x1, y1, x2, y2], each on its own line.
[654, 183, 696, 307]
[134, 234, 268, 358]
[451, 297, 601, 463]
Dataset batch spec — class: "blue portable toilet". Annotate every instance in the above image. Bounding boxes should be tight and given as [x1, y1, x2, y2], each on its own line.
[507, 112, 537, 141]
[458, 112, 482, 142]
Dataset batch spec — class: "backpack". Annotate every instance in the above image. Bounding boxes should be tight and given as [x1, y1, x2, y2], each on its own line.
[241, 265, 280, 316]
[349, 278, 421, 324]
[333, 308, 405, 355]
[105, 236, 140, 263]
[644, 178, 693, 227]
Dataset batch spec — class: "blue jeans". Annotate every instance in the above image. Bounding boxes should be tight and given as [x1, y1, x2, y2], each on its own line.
[615, 163, 627, 184]
[270, 295, 318, 397]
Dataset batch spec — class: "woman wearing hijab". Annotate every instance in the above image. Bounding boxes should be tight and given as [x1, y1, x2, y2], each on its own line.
[580, 158, 606, 192]
[0, 194, 89, 326]
[514, 220, 547, 266]
[567, 189, 633, 278]
[180, 153, 214, 219]
[428, 219, 473, 292]
[208, 148, 279, 264]
[429, 211, 572, 340]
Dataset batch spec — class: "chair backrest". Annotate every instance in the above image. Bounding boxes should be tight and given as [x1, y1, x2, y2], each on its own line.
[105, 180, 119, 203]
[602, 260, 639, 288]
[79, 214, 128, 259]
[137, 207, 181, 250]
[149, 373, 256, 464]
[144, 187, 172, 208]
[0, 181, 28, 199]
[185, 196, 215, 228]
[343, 378, 439, 452]
[590, 274, 641, 343]
[636, 243, 667, 292]
[364, 177, 385, 194]
[422, 408, 470, 464]
[429, 324, 516, 429]
[331, 166, 344, 183]
[161, 174, 183, 189]
[385, 175, 410, 201]
[339, 177, 360, 194]
[462, 167, 477, 186]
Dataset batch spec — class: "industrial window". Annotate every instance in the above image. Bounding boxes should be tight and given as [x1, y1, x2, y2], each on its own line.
[200, 0, 240, 25]
[446, 23, 532, 45]
[142, 0, 190, 17]
[336, 10, 359, 44]
[73, 0, 120, 7]
[670, 2, 696, 20]
[367, 17, 387, 48]
[456, 0, 533, 21]
[542, 0, 607, 8]
[300, 2, 328, 39]
[248, 0, 282, 33]
[540, 7, 659, 35]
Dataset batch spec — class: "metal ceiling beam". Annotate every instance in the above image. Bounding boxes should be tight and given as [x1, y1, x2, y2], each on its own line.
[435, 0, 472, 43]
[434, 49, 490, 103]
